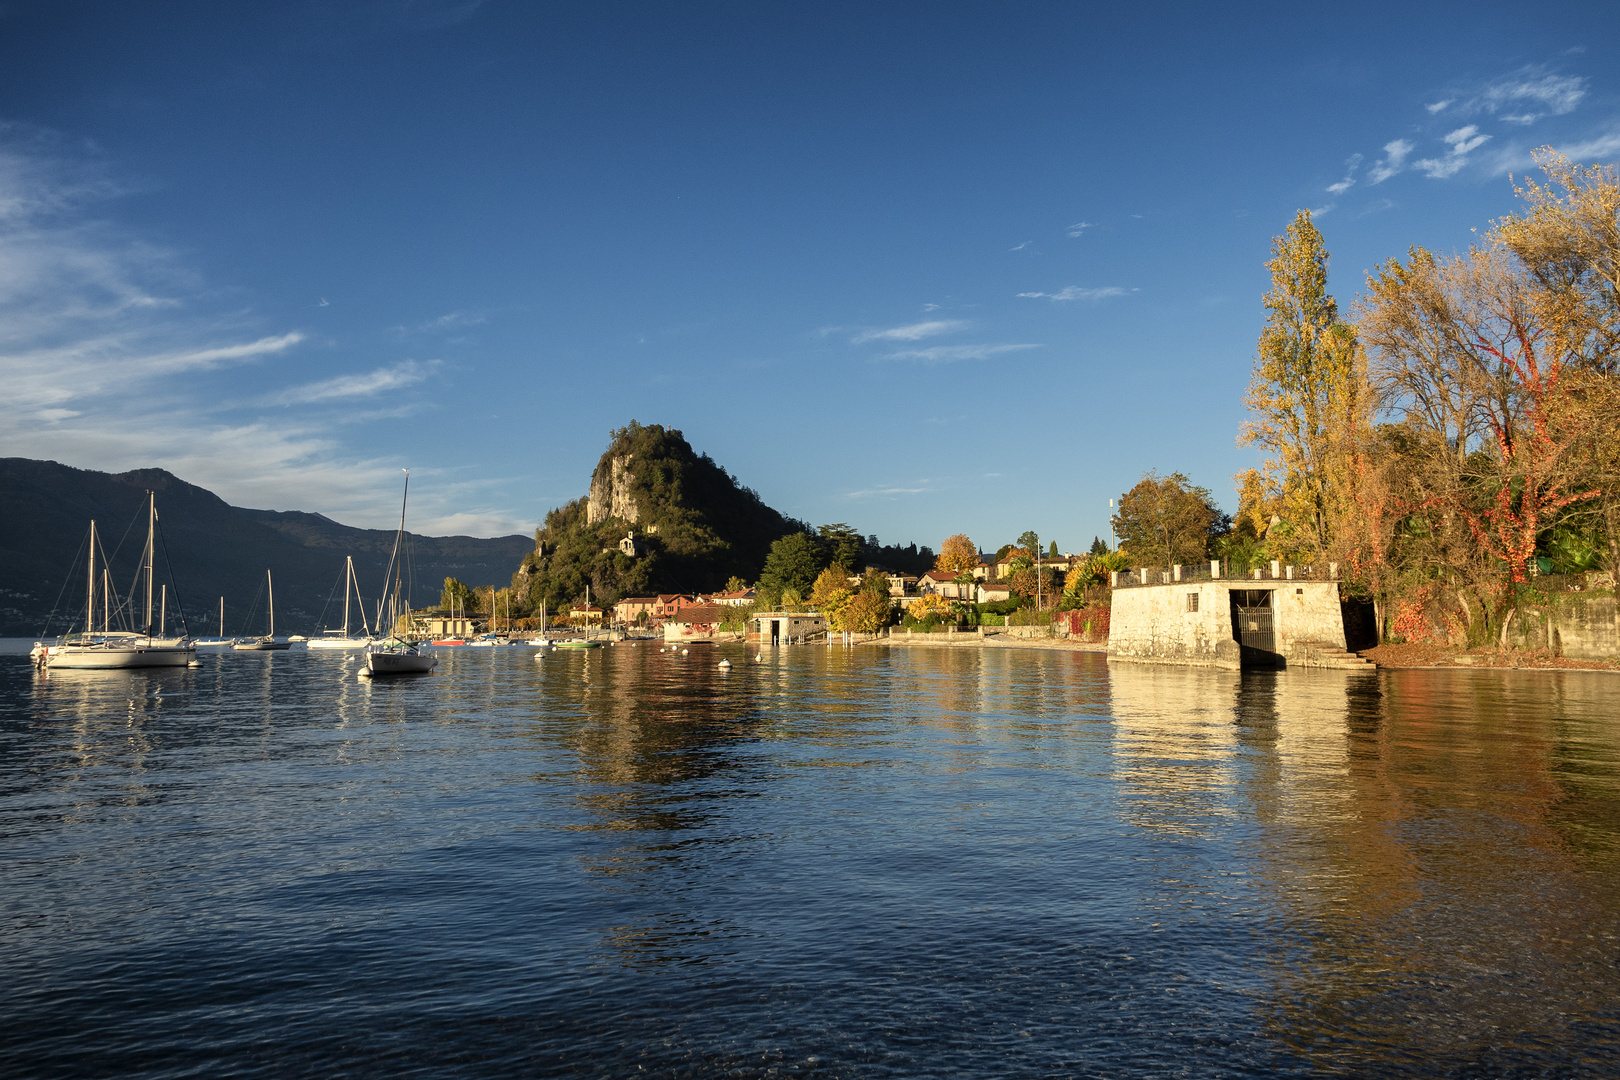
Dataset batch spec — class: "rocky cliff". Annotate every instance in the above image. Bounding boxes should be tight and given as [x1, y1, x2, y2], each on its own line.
[517, 422, 803, 610]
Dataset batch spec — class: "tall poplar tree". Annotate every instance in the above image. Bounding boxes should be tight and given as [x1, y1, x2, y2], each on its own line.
[1240, 210, 1368, 564]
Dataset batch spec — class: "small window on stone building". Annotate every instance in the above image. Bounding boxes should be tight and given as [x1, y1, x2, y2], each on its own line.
[1186, 593, 1199, 612]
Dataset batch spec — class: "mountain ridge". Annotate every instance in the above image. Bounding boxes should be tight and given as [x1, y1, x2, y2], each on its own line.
[0, 458, 531, 636]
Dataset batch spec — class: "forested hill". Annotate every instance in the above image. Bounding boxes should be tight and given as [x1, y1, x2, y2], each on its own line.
[514, 422, 936, 612]
[0, 458, 531, 637]
[517, 423, 804, 610]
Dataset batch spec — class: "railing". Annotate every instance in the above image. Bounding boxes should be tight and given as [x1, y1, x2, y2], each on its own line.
[1109, 560, 1343, 588]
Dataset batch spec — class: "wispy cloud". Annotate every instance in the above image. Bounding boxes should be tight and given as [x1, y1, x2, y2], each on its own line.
[1009, 240, 1032, 251]
[1470, 67, 1586, 122]
[1368, 138, 1415, 184]
[1426, 99, 1454, 114]
[845, 484, 932, 499]
[271, 359, 437, 405]
[1326, 153, 1363, 195]
[1065, 221, 1093, 238]
[1016, 285, 1128, 301]
[1414, 125, 1491, 179]
[880, 344, 1040, 363]
[852, 319, 969, 343]
[0, 123, 522, 534]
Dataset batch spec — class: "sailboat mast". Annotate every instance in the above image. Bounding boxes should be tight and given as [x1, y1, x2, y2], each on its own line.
[144, 492, 155, 638]
[219, 596, 224, 638]
[160, 584, 166, 637]
[268, 569, 275, 638]
[343, 557, 352, 636]
[87, 520, 97, 634]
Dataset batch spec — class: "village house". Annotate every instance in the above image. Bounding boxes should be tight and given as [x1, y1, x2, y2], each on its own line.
[614, 596, 658, 626]
[917, 569, 975, 599]
[711, 587, 757, 606]
[569, 603, 604, 627]
[655, 594, 696, 620]
[663, 602, 729, 642]
[975, 581, 1013, 604]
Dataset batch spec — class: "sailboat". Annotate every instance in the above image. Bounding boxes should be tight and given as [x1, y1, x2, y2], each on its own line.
[233, 570, 292, 650]
[194, 597, 235, 650]
[308, 557, 374, 649]
[33, 494, 197, 670]
[363, 471, 438, 676]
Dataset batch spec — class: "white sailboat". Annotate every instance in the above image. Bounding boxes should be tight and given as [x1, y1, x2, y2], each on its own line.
[363, 471, 438, 676]
[194, 596, 235, 649]
[233, 570, 292, 650]
[308, 556, 373, 649]
[33, 494, 196, 670]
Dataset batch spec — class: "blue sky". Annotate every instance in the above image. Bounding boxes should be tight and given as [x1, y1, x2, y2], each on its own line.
[2, 1, 1617, 551]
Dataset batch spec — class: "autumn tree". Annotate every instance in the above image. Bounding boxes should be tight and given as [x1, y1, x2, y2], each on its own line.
[810, 563, 853, 616]
[1240, 209, 1370, 565]
[1111, 472, 1223, 567]
[934, 533, 979, 576]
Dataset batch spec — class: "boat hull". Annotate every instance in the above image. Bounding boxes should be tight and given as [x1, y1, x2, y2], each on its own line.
[40, 643, 196, 669]
[364, 647, 438, 675]
[233, 639, 292, 651]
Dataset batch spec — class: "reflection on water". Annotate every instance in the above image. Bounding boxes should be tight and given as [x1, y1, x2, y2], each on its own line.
[1, 641, 1616, 1077]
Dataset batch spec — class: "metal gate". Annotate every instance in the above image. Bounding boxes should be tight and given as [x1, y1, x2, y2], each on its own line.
[1231, 590, 1275, 656]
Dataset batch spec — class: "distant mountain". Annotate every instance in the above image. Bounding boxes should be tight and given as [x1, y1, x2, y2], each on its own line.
[0, 458, 532, 637]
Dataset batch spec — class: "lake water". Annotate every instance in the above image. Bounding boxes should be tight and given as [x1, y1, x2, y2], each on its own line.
[2, 640, 1617, 1078]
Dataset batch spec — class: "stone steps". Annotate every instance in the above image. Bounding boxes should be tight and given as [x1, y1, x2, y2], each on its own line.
[1291, 640, 1376, 669]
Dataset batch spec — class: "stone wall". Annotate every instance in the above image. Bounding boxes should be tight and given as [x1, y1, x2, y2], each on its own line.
[1506, 593, 1619, 659]
[1108, 581, 1348, 669]
[1107, 583, 1243, 669]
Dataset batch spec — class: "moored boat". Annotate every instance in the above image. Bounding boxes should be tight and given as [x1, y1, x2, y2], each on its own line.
[35, 496, 196, 670]
[233, 569, 291, 650]
[362, 471, 438, 677]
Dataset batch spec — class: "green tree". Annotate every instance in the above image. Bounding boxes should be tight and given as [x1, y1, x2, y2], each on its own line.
[1111, 471, 1223, 566]
[1088, 536, 1109, 556]
[1047, 540, 1059, 558]
[817, 523, 862, 570]
[759, 532, 829, 597]
[1016, 530, 1041, 558]
[440, 577, 476, 613]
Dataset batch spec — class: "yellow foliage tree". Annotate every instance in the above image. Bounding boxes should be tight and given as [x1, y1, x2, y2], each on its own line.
[934, 533, 979, 576]
[909, 594, 952, 621]
[1241, 209, 1371, 566]
[810, 564, 852, 620]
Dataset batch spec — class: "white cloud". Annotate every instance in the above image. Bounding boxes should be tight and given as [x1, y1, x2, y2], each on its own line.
[880, 343, 1040, 363]
[1326, 153, 1363, 195]
[1066, 221, 1093, 238]
[1414, 125, 1491, 179]
[852, 319, 969, 343]
[0, 124, 523, 535]
[271, 359, 436, 405]
[1368, 139, 1415, 184]
[1009, 241, 1032, 251]
[1426, 99, 1454, 114]
[845, 485, 932, 499]
[1471, 68, 1585, 122]
[1016, 285, 1128, 301]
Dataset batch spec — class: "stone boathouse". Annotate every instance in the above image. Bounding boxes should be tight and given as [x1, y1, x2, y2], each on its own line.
[1107, 561, 1372, 670]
